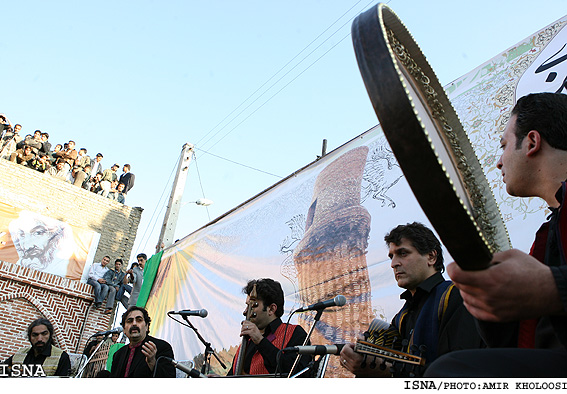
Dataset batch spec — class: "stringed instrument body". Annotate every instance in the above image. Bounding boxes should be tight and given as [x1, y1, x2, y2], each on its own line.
[233, 284, 258, 375]
[353, 318, 425, 376]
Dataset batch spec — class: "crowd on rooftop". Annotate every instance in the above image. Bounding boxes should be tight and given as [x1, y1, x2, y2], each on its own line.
[0, 113, 135, 204]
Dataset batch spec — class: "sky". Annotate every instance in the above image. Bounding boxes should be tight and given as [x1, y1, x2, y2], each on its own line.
[2, 0, 567, 265]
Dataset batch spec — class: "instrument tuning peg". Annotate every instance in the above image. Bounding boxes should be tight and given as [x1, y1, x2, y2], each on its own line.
[360, 354, 367, 369]
[369, 358, 377, 369]
[419, 345, 427, 356]
[391, 336, 399, 350]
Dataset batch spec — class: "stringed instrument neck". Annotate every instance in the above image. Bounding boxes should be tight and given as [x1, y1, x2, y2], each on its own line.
[233, 284, 258, 375]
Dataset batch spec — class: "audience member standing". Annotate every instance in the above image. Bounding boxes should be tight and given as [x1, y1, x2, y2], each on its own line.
[118, 164, 135, 194]
[90, 153, 104, 178]
[0, 123, 22, 158]
[40, 132, 51, 154]
[100, 164, 119, 197]
[127, 254, 146, 307]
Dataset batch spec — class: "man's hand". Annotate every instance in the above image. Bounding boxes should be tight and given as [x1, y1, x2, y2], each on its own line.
[240, 321, 263, 345]
[142, 341, 158, 371]
[448, 248, 563, 322]
[98, 278, 106, 284]
[339, 343, 392, 377]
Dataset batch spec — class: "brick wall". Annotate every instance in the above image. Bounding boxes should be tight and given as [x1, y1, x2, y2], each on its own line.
[0, 159, 143, 264]
[0, 159, 143, 361]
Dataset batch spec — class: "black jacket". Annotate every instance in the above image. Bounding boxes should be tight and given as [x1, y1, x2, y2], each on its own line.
[110, 335, 175, 378]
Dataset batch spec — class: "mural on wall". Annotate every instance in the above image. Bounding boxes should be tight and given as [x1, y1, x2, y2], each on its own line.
[142, 15, 567, 377]
[0, 203, 100, 282]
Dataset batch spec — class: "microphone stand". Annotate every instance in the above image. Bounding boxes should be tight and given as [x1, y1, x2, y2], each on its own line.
[287, 309, 323, 378]
[182, 315, 226, 375]
[75, 333, 111, 378]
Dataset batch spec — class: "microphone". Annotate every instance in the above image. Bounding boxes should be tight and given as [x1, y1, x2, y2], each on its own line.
[164, 357, 208, 378]
[168, 309, 208, 318]
[94, 327, 123, 336]
[282, 344, 344, 355]
[294, 295, 347, 312]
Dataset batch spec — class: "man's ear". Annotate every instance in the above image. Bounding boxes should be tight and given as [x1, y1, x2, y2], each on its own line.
[525, 130, 543, 157]
[268, 303, 278, 316]
[427, 250, 437, 267]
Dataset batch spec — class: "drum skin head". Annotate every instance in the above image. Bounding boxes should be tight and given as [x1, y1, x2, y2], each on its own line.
[351, 3, 510, 270]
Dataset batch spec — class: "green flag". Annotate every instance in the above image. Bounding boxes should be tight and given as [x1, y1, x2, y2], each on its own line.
[136, 250, 163, 307]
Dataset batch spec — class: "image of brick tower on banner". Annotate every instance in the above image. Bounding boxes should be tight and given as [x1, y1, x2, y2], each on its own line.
[293, 146, 373, 378]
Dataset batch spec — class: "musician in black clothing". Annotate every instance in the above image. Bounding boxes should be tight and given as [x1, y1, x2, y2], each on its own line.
[340, 222, 484, 377]
[227, 278, 310, 376]
[109, 306, 175, 378]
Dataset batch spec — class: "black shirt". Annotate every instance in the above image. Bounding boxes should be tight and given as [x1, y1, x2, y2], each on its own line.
[398, 272, 445, 340]
[392, 272, 484, 375]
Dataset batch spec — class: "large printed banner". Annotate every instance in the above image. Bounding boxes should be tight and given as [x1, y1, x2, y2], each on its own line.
[0, 202, 100, 282]
[144, 15, 567, 377]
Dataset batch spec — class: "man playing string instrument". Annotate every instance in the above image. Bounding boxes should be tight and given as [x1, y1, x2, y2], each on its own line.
[227, 278, 310, 376]
[426, 93, 567, 377]
[340, 222, 484, 377]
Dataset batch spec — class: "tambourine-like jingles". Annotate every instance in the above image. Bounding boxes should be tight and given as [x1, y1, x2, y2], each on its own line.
[351, 3, 511, 270]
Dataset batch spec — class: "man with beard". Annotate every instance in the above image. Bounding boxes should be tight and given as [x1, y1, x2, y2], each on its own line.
[1, 318, 71, 377]
[227, 278, 310, 376]
[109, 306, 175, 378]
[9, 211, 74, 278]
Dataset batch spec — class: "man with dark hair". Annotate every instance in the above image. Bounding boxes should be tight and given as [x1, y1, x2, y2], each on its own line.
[29, 153, 50, 173]
[0, 122, 22, 159]
[227, 278, 310, 376]
[55, 140, 77, 175]
[75, 148, 90, 170]
[1, 318, 71, 376]
[46, 159, 68, 180]
[119, 164, 135, 194]
[87, 255, 111, 309]
[425, 92, 567, 377]
[40, 132, 50, 154]
[340, 222, 483, 377]
[102, 258, 129, 314]
[100, 164, 119, 197]
[109, 306, 175, 378]
[9, 144, 35, 165]
[127, 253, 147, 307]
[89, 153, 104, 179]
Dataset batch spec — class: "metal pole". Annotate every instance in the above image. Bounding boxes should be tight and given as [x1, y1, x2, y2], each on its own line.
[156, 143, 194, 252]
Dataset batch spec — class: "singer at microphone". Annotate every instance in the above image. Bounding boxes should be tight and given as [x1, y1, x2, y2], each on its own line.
[226, 278, 311, 376]
[109, 306, 176, 378]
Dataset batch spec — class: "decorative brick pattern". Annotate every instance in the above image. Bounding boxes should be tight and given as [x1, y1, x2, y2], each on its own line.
[0, 159, 142, 361]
